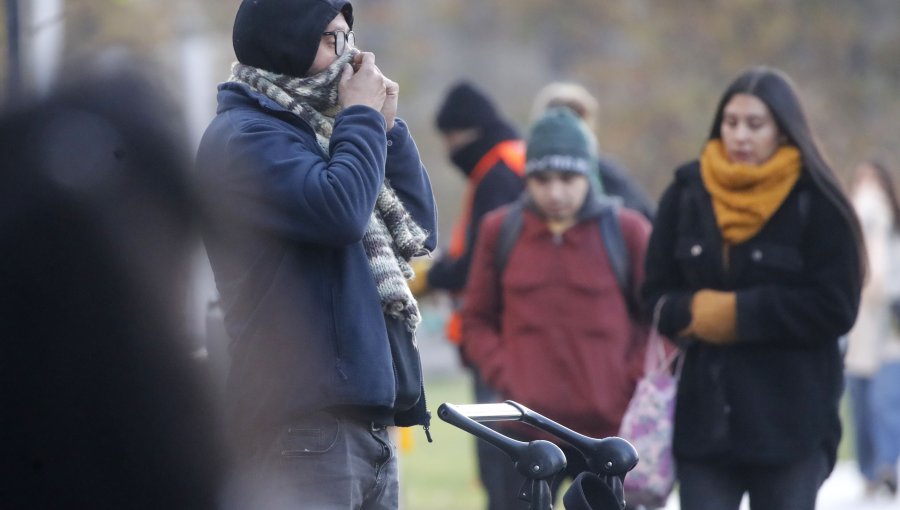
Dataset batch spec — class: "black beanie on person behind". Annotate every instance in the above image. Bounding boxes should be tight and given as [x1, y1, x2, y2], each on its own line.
[232, 0, 353, 78]
[435, 81, 504, 132]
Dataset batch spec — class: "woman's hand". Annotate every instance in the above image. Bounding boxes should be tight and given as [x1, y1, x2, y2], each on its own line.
[680, 289, 737, 344]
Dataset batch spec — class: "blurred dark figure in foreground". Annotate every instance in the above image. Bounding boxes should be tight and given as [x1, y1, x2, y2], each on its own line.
[0, 69, 222, 509]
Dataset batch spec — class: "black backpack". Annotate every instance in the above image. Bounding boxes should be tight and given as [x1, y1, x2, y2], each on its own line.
[492, 199, 638, 317]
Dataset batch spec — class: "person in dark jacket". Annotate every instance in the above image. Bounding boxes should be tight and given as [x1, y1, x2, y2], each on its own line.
[195, 1, 437, 508]
[426, 81, 525, 307]
[462, 107, 652, 509]
[422, 81, 525, 510]
[531, 82, 656, 221]
[641, 66, 865, 510]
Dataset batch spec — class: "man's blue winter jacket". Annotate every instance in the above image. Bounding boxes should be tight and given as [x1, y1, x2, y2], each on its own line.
[197, 82, 437, 435]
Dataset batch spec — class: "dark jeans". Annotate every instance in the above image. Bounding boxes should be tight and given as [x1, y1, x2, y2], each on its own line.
[870, 362, 900, 478]
[223, 412, 397, 510]
[847, 375, 877, 481]
[677, 449, 828, 510]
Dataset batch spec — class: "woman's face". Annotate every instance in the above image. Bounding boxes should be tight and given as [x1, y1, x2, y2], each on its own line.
[720, 93, 782, 166]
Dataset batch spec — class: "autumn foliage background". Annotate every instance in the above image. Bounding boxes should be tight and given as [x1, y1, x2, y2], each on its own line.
[3, 0, 899, 238]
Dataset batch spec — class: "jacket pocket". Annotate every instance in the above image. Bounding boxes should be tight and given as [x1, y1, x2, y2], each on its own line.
[674, 237, 711, 284]
[278, 415, 341, 457]
[504, 260, 555, 292]
[745, 243, 803, 272]
[385, 317, 423, 412]
[742, 242, 804, 284]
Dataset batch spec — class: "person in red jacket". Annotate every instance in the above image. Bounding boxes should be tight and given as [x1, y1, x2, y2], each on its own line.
[461, 107, 652, 508]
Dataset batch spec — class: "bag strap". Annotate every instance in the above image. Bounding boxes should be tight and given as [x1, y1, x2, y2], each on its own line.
[645, 296, 682, 376]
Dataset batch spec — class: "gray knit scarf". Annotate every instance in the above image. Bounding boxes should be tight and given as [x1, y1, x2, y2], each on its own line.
[230, 53, 427, 333]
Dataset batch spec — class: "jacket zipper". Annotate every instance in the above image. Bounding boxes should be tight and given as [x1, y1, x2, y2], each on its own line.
[421, 384, 433, 443]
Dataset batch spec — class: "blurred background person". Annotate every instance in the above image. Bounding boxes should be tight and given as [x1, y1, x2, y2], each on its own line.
[846, 158, 900, 499]
[417, 80, 526, 510]
[531, 82, 656, 221]
[425, 80, 526, 336]
[642, 66, 864, 510]
[0, 66, 222, 509]
[461, 107, 651, 509]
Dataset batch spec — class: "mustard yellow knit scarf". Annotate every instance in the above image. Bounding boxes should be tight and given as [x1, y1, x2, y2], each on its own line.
[700, 139, 802, 245]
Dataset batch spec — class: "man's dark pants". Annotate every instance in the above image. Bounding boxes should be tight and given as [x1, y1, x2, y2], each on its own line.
[224, 412, 398, 510]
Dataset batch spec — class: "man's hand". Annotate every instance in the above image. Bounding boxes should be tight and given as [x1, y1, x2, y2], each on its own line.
[381, 77, 399, 132]
[339, 52, 386, 111]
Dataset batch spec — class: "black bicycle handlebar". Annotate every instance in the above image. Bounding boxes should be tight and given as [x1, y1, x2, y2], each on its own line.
[437, 403, 567, 481]
[446, 401, 639, 478]
[439, 400, 635, 510]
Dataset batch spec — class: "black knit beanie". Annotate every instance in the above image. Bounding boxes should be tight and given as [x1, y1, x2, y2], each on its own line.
[525, 107, 598, 175]
[232, 0, 354, 78]
[435, 81, 503, 132]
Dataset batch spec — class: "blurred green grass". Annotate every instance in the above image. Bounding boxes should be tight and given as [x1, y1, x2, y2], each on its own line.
[399, 373, 485, 510]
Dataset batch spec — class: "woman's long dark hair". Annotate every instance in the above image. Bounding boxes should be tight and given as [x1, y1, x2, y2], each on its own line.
[707, 66, 867, 279]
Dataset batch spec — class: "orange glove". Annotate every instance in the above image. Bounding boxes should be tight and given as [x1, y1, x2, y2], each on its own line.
[680, 289, 737, 344]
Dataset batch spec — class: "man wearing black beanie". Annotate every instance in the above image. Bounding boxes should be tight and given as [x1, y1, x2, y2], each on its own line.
[425, 81, 524, 304]
[197, 1, 437, 508]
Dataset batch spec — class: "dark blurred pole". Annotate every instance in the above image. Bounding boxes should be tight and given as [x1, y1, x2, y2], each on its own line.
[5, 0, 22, 99]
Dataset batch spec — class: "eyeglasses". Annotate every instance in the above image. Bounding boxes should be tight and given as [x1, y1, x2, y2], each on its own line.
[322, 30, 355, 56]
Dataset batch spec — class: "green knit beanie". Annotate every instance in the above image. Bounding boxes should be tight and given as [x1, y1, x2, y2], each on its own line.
[525, 107, 598, 176]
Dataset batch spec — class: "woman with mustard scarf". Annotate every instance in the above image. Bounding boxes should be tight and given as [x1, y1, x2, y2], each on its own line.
[642, 67, 865, 510]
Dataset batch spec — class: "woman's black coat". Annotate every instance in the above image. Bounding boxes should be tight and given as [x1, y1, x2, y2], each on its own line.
[642, 161, 861, 471]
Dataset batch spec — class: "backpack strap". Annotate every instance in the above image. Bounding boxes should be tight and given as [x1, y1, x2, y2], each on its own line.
[597, 200, 639, 318]
[493, 201, 526, 273]
[597, 201, 629, 299]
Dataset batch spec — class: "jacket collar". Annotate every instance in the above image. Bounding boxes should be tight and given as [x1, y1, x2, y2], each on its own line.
[216, 81, 316, 136]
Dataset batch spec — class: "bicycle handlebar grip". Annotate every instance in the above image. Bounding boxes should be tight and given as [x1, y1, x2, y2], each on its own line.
[437, 403, 566, 481]
[582, 437, 639, 477]
[437, 403, 525, 458]
[509, 402, 639, 477]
